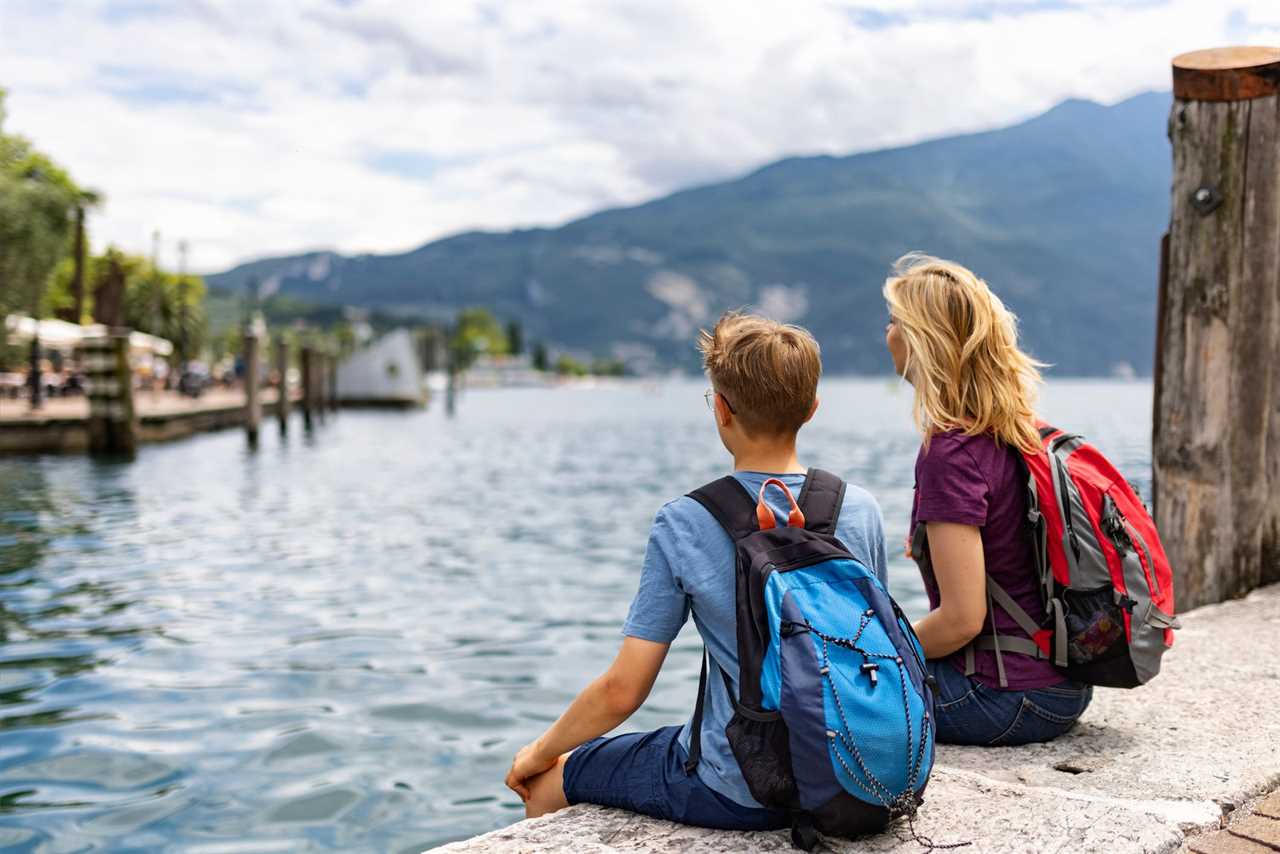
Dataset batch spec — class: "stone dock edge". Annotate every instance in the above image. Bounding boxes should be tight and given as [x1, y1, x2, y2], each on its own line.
[428, 583, 1280, 854]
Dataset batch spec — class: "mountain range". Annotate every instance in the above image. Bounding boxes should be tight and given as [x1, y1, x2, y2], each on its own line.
[207, 92, 1172, 375]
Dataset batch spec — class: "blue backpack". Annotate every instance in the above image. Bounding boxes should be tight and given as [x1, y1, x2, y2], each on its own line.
[684, 470, 935, 849]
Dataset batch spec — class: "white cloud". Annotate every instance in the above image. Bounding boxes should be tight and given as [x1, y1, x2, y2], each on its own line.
[1, 0, 1277, 273]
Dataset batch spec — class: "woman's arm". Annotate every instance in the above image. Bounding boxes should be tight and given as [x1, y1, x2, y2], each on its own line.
[912, 521, 988, 659]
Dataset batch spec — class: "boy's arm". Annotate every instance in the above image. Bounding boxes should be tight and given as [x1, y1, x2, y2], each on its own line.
[505, 636, 669, 799]
[506, 505, 689, 800]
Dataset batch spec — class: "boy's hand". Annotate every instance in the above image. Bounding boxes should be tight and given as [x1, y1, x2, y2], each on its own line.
[505, 740, 555, 801]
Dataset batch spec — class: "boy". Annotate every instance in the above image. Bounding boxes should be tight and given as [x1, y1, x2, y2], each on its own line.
[504, 312, 889, 829]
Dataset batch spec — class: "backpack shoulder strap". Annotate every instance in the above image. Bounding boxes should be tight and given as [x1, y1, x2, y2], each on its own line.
[796, 467, 846, 535]
[687, 476, 759, 541]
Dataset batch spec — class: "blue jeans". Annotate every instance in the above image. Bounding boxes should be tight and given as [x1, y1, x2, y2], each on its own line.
[563, 726, 788, 831]
[926, 661, 1092, 746]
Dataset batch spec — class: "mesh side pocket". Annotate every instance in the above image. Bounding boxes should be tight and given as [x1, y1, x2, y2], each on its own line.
[1063, 585, 1127, 665]
[725, 713, 796, 810]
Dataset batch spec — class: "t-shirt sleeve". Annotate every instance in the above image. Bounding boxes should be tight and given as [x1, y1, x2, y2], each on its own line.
[868, 506, 889, 587]
[621, 506, 690, 643]
[915, 439, 990, 527]
[836, 486, 890, 587]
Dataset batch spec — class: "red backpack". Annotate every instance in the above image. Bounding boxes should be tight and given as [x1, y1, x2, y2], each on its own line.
[961, 423, 1180, 688]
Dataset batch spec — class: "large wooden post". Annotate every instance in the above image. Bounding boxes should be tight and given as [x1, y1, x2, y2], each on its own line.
[328, 351, 339, 412]
[301, 345, 314, 431]
[1154, 46, 1280, 609]
[243, 330, 261, 448]
[313, 349, 326, 425]
[275, 336, 290, 435]
[82, 331, 137, 457]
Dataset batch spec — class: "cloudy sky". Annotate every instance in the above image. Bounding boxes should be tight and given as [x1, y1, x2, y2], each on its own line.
[1, 1, 1277, 273]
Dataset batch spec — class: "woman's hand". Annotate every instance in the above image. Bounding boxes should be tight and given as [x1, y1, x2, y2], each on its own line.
[505, 739, 556, 801]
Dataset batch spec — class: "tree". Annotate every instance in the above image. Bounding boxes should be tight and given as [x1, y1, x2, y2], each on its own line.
[0, 89, 81, 324]
[116, 252, 207, 363]
[555, 354, 588, 377]
[0, 88, 87, 405]
[531, 341, 549, 372]
[450, 307, 509, 371]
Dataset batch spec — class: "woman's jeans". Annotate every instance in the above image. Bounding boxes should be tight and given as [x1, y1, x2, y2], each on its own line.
[926, 660, 1093, 746]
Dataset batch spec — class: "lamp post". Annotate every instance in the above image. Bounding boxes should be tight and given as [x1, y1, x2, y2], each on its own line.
[27, 323, 41, 411]
[24, 168, 46, 411]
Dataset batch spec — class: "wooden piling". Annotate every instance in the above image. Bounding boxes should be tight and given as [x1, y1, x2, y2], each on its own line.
[275, 336, 290, 435]
[82, 331, 137, 457]
[301, 345, 314, 431]
[314, 349, 326, 424]
[1154, 46, 1280, 609]
[244, 331, 261, 448]
[328, 351, 339, 412]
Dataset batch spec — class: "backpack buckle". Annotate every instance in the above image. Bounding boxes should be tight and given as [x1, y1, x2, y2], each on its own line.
[780, 620, 810, 637]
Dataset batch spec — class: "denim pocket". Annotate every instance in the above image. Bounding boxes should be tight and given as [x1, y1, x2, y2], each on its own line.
[1024, 698, 1082, 726]
[987, 700, 1035, 746]
[936, 688, 977, 712]
[988, 689, 1090, 746]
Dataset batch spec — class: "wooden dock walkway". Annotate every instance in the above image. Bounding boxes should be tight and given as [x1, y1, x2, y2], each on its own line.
[0, 388, 295, 454]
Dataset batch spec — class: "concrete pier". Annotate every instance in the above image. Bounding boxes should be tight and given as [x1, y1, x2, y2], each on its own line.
[430, 583, 1280, 854]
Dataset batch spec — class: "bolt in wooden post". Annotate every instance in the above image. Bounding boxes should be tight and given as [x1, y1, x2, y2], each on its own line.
[1154, 46, 1280, 609]
[244, 330, 261, 448]
[82, 331, 137, 457]
[275, 336, 289, 435]
[301, 345, 314, 431]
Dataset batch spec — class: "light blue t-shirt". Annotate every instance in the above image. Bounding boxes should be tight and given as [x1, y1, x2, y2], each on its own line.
[622, 471, 889, 808]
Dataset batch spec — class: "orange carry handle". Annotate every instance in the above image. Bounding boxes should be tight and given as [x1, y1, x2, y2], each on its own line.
[756, 478, 806, 530]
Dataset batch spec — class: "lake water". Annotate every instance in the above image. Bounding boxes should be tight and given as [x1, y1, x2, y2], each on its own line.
[0, 379, 1152, 852]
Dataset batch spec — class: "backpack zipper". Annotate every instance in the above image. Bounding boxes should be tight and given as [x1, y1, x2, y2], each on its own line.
[1123, 519, 1161, 599]
[1101, 496, 1162, 599]
[1053, 451, 1083, 561]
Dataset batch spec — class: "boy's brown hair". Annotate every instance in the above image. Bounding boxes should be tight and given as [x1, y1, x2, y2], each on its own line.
[697, 311, 822, 436]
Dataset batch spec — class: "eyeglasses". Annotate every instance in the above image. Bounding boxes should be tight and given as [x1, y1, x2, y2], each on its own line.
[704, 388, 736, 414]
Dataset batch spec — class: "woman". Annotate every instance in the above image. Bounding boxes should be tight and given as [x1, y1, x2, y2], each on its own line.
[883, 253, 1091, 746]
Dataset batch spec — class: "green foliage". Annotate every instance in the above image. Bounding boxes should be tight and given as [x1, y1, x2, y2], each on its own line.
[0, 88, 82, 323]
[450, 307, 508, 371]
[554, 354, 626, 377]
[333, 322, 357, 358]
[531, 341, 549, 372]
[209, 324, 242, 367]
[0, 87, 106, 363]
[554, 354, 588, 377]
[590, 358, 626, 377]
[82, 247, 209, 363]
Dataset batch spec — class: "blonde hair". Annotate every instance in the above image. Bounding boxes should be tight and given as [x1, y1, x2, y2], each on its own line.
[883, 253, 1044, 453]
[698, 311, 821, 436]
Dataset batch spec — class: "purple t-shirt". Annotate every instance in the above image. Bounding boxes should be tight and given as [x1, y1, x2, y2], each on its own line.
[911, 431, 1062, 690]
